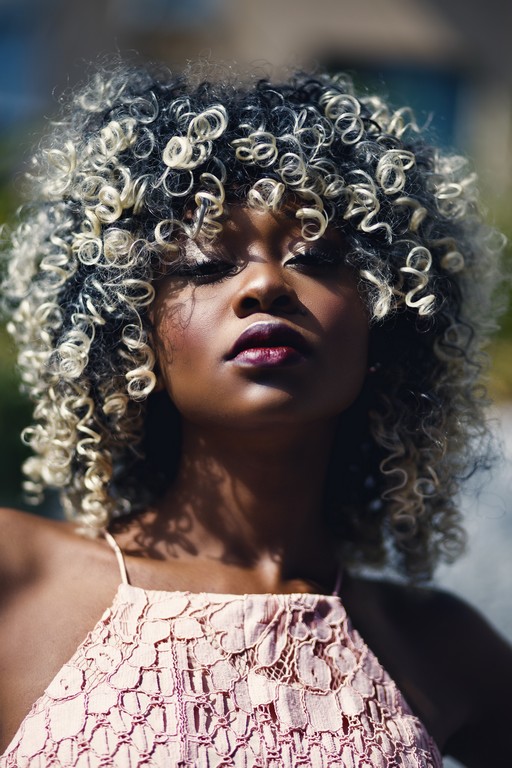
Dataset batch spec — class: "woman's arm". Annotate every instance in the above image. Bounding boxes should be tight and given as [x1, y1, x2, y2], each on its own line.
[343, 574, 512, 763]
[439, 590, 512, 766]
[0, 507, 42, 749]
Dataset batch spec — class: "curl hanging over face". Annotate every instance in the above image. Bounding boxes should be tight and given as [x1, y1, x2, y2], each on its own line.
[1, 60, 505, 579]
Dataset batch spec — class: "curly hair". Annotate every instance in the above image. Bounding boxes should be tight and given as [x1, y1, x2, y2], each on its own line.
[1, 59, 504, 579]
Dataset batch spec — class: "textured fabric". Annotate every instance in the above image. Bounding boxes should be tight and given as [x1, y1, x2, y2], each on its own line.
[1, 579, 442, 767]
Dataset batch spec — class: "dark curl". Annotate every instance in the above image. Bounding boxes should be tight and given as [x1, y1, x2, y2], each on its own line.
[1, 59, 505, 579]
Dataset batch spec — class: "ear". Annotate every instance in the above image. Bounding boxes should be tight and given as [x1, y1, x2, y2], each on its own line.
[152, 361, 166, 393]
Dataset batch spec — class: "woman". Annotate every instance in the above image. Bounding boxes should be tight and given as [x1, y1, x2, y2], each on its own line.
[0, 60, 511, 766]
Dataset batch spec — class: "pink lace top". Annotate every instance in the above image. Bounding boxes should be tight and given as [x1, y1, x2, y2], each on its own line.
[1, 533, 442, 768]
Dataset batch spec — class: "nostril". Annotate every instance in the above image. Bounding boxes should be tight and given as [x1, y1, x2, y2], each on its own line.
[273, 294, 293, 308]
[240, 293, 293, 313]
[240, 296, 261, 311]
[234, 273, 300, 317]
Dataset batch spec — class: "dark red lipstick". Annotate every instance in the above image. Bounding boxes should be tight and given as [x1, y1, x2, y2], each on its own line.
[227, 322, 310, 367]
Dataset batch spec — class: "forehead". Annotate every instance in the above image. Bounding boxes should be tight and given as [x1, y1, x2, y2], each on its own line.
[210, 205, 344, 249]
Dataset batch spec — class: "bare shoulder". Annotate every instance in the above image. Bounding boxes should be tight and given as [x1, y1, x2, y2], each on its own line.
[355, 575, 512, 688]
[0, 508, 122, 751]
[380, 577, 511, 665]
[0, 507, 92, 602]
[0, 508, 60, 587]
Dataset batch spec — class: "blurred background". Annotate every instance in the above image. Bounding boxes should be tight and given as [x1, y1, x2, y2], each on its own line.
[0, 3, 510, 757]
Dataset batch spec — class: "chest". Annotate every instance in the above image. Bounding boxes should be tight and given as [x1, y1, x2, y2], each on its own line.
[1, 586, 442, 767]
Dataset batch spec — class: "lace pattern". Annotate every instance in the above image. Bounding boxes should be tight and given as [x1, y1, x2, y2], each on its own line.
[1, 583, 442, 767]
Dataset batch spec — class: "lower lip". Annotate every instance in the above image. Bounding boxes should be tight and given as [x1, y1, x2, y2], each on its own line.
[231, 346, 305, 366]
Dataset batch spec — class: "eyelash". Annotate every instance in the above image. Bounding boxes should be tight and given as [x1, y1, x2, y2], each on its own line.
[168, 248, 340, 285]
[168, 259, 240, 285]
[287, 248, 340, 272]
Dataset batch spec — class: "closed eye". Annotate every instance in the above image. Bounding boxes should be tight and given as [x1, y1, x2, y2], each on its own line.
[165, 258, 241, 285]
[285, 247, 342, 274]
[161, 237, 243, 285]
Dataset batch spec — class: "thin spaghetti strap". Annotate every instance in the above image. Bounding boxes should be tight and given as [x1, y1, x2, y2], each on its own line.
[103, 529, 130, 585]
[332, 562, 343, 597]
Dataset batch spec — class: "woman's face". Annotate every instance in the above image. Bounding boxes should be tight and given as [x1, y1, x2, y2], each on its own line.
[151, 206, 369, 431]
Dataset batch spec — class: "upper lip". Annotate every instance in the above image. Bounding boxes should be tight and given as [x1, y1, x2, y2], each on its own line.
[226, 322, 311, 359]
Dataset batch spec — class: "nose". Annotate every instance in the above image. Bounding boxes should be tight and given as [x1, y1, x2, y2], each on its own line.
[232, 261, 301, 318]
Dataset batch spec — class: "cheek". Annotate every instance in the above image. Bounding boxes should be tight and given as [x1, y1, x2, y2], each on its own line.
[315, 288, 370, 397]
[317, 284, 369, 348]
[153, 293, 220, 383]
[153, 295, 191, 357]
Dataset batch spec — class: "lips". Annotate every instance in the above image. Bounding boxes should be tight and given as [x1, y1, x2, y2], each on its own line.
[226, 322, 311, 366]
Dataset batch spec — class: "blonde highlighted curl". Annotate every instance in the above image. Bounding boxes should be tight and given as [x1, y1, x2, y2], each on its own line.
[1, 61, 505, 579]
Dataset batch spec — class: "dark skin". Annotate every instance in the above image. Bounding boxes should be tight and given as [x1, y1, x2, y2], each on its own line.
[1, 208, 511, 763]
[1, 509, 511, 763]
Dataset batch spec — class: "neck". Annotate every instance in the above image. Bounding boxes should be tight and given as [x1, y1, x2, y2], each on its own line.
[150, 420, 340, 587]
